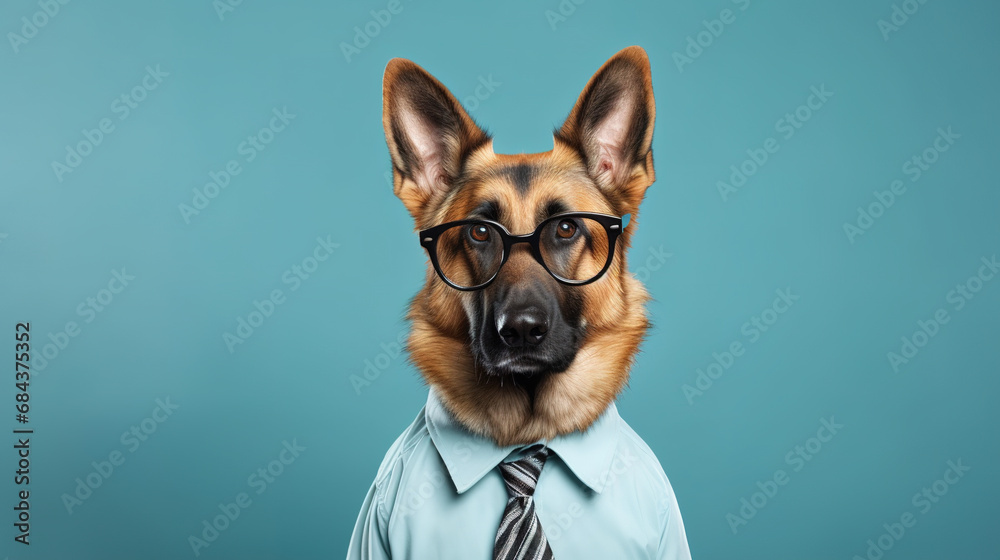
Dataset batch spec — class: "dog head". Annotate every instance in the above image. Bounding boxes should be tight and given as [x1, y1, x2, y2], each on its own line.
[382, 46, 656, 446]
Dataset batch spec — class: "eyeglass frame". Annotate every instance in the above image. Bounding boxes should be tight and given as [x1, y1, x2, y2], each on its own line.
[418, 211, 631, 291]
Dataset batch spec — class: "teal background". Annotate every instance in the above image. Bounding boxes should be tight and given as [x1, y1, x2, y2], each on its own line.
[1, 0, 998, 558]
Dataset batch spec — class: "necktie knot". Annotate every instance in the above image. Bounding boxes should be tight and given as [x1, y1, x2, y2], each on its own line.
[494, 446, 555, 559]
[498, 447, 549, 498]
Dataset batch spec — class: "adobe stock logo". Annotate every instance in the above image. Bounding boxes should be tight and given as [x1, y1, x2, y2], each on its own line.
[396, 471, 448, 518]
[682, 288, 800, 404]
[544, 0, 586, 31]
[187, 439, 306, 557]
[339, 0, 408, 64]
[50, 65, 169, 183]
[877, 0, 932, 41]
[398, 440, 481, 519]
[886, 254, 997, 372]
[726, 416, 844, 534]
[179, 107, 296, 224]
[843, 127, 959, 244]
[460, 75, 501, 112]
[850, 459, 969, 560]
[672, 0, 752, 72]
[549, 447, 639, 541]
[213, 0, 244, 21]
[350, 329, 408, 395]
[33, 268, 136, 374]
[223, 236, 339, 353]
[61, 397, 179, 514]
[716, 85, 833, 202]
[7, 0, 72, 54]
[631, 245, 672, 283]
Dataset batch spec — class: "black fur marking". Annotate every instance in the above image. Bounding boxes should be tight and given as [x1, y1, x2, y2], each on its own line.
[500, 164, 536, 194]
[469, 200, 501, 222]
[540, 200, 569, 224]
[560, 280, 585, 331]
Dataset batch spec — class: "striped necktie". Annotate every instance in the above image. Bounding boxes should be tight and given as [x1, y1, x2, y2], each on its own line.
[494, 446, 555, 560]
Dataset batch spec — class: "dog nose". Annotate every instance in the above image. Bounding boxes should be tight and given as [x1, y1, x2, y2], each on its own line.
[497, 308, 548, 347]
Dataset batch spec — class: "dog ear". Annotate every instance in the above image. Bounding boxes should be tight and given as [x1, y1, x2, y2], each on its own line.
[555, 46, 655, 212]
[382, 58, 492, 222]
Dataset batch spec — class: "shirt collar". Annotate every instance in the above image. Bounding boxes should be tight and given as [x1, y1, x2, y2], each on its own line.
[424, 387, 621, 495]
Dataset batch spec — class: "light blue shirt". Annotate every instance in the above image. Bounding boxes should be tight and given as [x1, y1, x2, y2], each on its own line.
[347, 389, 692, 559]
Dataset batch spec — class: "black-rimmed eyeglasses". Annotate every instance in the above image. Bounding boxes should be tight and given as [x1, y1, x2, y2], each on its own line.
[418, 211, 630, 291]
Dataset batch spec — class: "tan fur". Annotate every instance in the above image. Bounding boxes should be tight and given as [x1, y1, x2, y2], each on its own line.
[384, 47, 657, 446]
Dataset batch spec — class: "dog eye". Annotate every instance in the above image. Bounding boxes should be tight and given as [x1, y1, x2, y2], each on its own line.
[556, 219, 577, 239]
[469, 224, 490, 242]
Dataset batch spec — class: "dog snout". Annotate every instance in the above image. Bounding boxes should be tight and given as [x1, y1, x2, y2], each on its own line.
[496, 306, 549, 347]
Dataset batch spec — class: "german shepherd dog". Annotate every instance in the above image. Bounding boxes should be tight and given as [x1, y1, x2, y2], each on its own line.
[382, 46, 656, 448]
